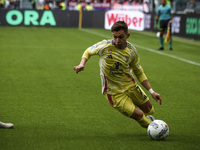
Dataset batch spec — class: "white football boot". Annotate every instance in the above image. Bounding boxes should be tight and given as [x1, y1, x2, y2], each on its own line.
[146, 115, 155, 121]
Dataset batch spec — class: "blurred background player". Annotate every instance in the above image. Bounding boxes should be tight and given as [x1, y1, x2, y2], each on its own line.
[156, 0, 173, 50]
[74, 21, 162, 129]
[0, 121, 14, 129]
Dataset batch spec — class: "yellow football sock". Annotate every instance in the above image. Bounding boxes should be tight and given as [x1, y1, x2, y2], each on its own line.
[137, 114, 152, 128]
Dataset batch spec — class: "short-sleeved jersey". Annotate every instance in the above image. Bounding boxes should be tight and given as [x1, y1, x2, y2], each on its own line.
[82, 40, 147, 95]
[157, 4, 171, 21]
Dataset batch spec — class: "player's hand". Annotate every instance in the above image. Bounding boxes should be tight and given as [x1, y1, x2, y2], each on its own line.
[74, 64, 85, 74]
[168, 20, 172, 26]
[152, 92, 162, 105]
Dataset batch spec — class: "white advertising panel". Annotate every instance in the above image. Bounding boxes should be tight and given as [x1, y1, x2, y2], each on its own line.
[105, 10, 144, 31]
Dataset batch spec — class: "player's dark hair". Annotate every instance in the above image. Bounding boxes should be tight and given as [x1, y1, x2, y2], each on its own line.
[111, 21, 128, 34]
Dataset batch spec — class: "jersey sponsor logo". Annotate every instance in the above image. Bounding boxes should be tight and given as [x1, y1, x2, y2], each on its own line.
[110, 62, 124, 75]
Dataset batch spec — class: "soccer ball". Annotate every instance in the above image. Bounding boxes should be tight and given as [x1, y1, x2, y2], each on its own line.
[147, 120, 169, 140]
[156, 32, 160, 37]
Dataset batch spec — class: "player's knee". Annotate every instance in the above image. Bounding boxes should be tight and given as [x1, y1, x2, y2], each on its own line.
[130, 108, 144, 120]
[144, 106, 155, 116]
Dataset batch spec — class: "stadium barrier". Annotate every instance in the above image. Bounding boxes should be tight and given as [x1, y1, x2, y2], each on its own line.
[0, 9, 199, 39]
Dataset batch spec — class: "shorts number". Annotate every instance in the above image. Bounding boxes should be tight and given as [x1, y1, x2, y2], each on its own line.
[136, 86, 147, 100]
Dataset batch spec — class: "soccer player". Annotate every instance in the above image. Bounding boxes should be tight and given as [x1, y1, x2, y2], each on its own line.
[155, 0, 173, 50]
[74, 21, 162, 128]
[0, 121, 14, 129]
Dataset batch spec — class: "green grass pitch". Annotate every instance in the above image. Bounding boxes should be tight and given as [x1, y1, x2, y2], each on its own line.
[0, 27, 200, 150]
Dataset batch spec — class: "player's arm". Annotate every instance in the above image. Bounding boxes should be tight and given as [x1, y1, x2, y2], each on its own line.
[155, 14, 160, 29]
[141, 80, 162, 105]
[155, 7, 160, 29]
[131, 51, 162, 105]
[131, 53, 147, 84]
[168, 12, 173, 26]
[74, 40, 106, 74]
[74, 57, 88, 74]
[74, 49, 90, 74]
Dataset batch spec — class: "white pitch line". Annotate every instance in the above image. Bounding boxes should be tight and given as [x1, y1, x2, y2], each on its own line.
[81, 29, 200, 67]
[134, 44, 200, 66]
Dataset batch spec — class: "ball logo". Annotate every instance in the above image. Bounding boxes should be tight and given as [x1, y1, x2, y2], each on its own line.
[156, 124, 169, 138]
[150, 122, 159, 129]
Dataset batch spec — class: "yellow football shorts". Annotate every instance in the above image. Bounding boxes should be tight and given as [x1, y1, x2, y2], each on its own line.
[104, 85, 149, 117]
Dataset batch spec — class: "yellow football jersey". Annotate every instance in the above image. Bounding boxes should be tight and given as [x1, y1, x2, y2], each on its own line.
[82, 40, 147, 95]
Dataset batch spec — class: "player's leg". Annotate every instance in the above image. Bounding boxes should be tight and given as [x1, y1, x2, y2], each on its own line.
[0, 121, 14, 129]
[168, 21, 172, 50]
[158, 20, 165, 50]
[104, 91, 153, 128]
[129, 85, 155, 116]
[104, 93, 136, 118]
[130, 107, 152, 128]
[137, 100, 155, 116]
[169, 36, 172, 50]
[137, 100, 155, 122]
[104, 92, 150, 128]
[129, 85, 155, 127]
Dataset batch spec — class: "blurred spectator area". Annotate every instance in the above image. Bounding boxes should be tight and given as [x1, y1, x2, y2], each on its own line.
[0, 0, 20, 9]
[68, 0, 111, 11]
[111, 0, 149, 12]
[0, 0, 199, 14]
[0, 0, 111, 10]
[155, 0, 200, 14]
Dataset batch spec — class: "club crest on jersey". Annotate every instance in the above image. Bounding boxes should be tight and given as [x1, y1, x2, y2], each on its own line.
[108, 50, 112, 53]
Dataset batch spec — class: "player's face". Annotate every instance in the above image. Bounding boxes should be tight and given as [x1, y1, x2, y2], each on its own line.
[112, 29, 130, 49]
[161, 0, 166, 5]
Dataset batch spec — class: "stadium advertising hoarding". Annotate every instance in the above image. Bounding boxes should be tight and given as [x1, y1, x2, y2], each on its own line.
[4, 10, 56, 26]
[105, 10, 145, 31]
[0, 10, 199, 39]
[185, 16, 200, 39]
[0, 10, 79, 27]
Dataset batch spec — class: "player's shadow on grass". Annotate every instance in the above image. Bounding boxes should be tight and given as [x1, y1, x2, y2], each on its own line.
[62, 132, 151, 141]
